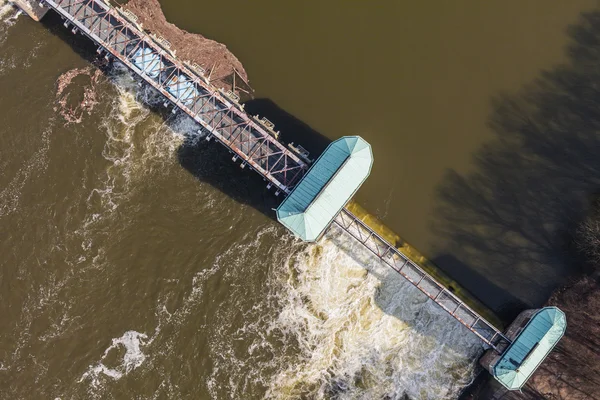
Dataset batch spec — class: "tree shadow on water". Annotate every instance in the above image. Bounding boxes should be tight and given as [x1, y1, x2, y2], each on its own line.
[432, 10, 600, 320]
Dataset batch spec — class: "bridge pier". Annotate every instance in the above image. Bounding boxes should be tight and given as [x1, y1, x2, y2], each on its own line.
[11, 0, 49, 21]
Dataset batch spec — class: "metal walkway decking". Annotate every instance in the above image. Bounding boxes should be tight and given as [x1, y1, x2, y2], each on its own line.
[37, 0, 509, 351]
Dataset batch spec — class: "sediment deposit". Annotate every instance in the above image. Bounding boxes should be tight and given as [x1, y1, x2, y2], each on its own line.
[124, 0, 250, 95]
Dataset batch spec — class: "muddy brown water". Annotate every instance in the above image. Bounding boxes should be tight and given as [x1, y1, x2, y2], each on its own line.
[0, 1, 597, 399]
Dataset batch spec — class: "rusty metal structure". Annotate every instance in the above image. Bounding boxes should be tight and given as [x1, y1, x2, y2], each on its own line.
[43, 0, 307, 194]
[25, 0, 510, 351]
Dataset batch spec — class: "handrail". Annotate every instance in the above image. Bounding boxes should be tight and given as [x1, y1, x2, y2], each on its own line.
[335, 207, 510, 350]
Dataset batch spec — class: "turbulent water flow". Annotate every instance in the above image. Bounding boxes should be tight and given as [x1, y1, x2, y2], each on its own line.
[0, 14, 483, 400]
[0, 1, 20, 26]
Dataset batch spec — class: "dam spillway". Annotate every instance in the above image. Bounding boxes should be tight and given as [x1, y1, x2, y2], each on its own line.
[11, 0, 567, 391]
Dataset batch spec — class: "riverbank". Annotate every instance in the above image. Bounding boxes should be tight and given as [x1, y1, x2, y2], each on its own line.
[463, 277, 600, 400]
[463, 200, 600, 400]
[525, 277, 600, 399]
[512, 202, 600, 399]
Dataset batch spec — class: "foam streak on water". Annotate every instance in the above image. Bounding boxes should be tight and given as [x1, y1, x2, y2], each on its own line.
[0, 122, 53, 218]
[0, 59, 192, 398]
[79, 330, 152, 389]
[83, 63, 187, 219]
[0, 0, 21, 54]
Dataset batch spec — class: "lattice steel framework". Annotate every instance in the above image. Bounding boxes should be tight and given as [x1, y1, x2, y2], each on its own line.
[334, 208, 511, 350]
[43, 0, 307, 192]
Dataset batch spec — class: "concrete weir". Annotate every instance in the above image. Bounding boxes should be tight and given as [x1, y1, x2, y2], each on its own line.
[11, 0, 49, 21]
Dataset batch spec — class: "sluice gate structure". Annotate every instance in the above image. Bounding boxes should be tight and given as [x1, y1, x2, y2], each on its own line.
[14, 0, 566, 390]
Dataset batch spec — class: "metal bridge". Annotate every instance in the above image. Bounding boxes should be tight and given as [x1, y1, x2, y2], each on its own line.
[32, 0, 509, 351]
[334, 209, 510, 349]
[44, 0, 308, 193]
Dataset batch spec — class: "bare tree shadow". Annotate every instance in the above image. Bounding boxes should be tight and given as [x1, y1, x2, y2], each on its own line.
[432, 10, 600, 321]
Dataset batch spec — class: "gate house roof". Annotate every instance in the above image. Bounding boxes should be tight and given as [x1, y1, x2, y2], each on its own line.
[493, 307, 567, 390]
[276, 136, 373, 242]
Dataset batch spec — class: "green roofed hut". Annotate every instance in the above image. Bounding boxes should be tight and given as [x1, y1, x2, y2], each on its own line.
[480, 306, 567, 391]
[277, 136, 373, 242]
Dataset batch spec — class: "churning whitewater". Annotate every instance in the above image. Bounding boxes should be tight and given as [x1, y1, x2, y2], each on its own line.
[0, 12, 483, 400]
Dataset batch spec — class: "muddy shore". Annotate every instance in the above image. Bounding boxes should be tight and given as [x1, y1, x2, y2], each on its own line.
[524, 277, 600, 400]
[465, 210, 600, 400]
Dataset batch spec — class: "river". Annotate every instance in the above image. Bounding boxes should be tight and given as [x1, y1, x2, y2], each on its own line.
[0, 1, 596, 399]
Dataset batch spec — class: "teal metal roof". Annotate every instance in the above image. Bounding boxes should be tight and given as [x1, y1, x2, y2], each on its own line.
[276, 136, 373, 242]
[493, 307, 567, 390]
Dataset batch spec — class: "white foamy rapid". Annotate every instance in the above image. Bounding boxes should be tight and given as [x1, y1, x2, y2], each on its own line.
[266, 226, 483, 399]
[0, 0, 21, 27]
[79, 330, 153, 388]
[84, 62, 190, 218]
[185, 225, 484, 399]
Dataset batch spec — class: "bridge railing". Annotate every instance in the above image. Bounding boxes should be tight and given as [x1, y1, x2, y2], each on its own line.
[335, 208, 510, 350]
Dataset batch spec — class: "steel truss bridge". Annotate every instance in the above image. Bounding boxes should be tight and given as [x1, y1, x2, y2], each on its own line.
[36, 0, 510, 351]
